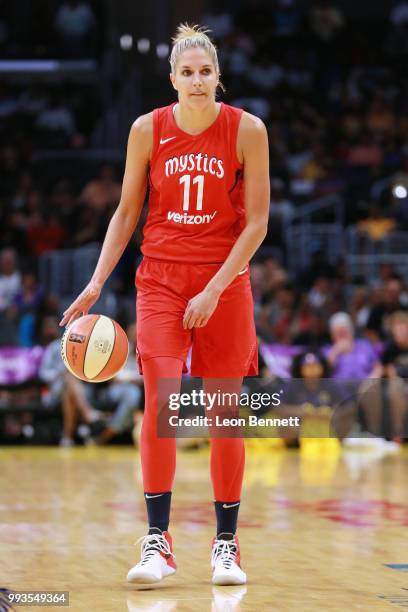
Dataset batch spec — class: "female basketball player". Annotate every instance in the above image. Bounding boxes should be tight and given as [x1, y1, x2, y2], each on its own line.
[60, 24, 270, 585]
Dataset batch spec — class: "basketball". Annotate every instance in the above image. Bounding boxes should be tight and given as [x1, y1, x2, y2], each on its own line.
[61, 314, 129, 382]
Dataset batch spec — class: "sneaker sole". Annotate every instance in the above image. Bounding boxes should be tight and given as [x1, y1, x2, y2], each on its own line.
[127, 566, 176, 584]
[212, 572, 246, 586]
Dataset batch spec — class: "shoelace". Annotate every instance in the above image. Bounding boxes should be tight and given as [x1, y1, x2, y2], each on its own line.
[134, 533, 174, 566]
[211, 538, 237, 570]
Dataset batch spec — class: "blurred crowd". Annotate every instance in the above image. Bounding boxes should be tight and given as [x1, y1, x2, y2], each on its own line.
[0, 80, 101, 150]
[0, 164, 125, 264]
[1, 0, 408, 444]
[251, 257, 408, 344]
[1, 244, 407, 444]
[208, 0, 408, 237]
[0, 0, 104, 59]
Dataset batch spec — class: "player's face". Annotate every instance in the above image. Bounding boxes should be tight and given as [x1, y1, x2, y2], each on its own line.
[170, 47, 218, 107]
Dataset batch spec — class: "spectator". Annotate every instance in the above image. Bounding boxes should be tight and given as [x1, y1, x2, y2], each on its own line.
[262, 259, 289, 293]
[79, 164, 122, 213]
[326, 312, 382, 380]
[291, 306, 330, 347]
[357, 206, 396, 241]
[308, 276, 333, 310]
[54, 0, 95, 57]
[250, 262, 268, 314]
[0, 249, 21, 346]
[258, 282, 295, 343]
[10, 171, 34, 212]
[381, 311, 408, 438]
[1, 0, 408, 451]
[0, 211, 28, 255]
[38, 316, 103, 447]
[35, 95, 76, 144]
[379, 263, 398, 284]
[279, 351, 352, 440]
[326, 312, 385, 439]
[269, 178, 294, 224]
[349, 286, 371, 332]
[39, 317, 141, 446]
[299, 142, 327, 181]
[26, 212, 66, 256]
[300, 250, 336, 290]
[11, 271, 44, 346]
[23, 190, 43, 228]
[309, 0, 345, 43]
[72, 206, 103, 246]
[366, 276, 408, 340]
[0, 248, 21, 312]
[61, 372, 141, 447]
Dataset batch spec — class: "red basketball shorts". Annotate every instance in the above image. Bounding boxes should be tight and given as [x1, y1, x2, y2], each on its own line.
[135, 257, 258, 377]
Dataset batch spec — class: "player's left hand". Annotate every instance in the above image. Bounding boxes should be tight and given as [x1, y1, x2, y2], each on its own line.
[183, 289, 219, 329]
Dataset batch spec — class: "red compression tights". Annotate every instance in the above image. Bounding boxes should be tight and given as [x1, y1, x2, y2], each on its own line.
[140, 357, 245, 501]
[140, 357, 182, 492]
[204, 377, 245, 502]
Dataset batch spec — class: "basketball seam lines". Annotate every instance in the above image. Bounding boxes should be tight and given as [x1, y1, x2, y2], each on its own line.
[82, 315, 102, 380]
[96, 318, 117, 381]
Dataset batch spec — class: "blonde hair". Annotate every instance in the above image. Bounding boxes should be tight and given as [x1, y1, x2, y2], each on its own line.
[169, 23, 221, 80]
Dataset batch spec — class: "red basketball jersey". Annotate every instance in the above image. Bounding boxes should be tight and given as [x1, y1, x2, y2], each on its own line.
[141, 102, 245, 263]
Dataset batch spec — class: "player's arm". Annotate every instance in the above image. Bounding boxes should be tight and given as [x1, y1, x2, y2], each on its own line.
[60, 114, 152, 326]
[183, 112, 269, 329]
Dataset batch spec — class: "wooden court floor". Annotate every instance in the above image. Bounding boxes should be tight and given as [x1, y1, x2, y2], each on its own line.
[1, 444, 408, 611]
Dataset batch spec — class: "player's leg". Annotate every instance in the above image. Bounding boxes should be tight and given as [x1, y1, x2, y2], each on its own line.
[127, 356, 182, 584]
[204, 377, 247, 586]
[192, 269, 256, 585]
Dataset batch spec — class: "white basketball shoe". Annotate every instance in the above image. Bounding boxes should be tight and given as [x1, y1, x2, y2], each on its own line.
[211, 533, 247, 586]
[127, 529, 176, 584]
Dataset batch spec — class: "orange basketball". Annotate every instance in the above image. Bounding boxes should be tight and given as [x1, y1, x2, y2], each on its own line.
[61, 314, 129, 382]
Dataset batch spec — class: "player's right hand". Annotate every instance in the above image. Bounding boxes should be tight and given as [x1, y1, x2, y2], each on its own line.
[59, 281, 102, 327]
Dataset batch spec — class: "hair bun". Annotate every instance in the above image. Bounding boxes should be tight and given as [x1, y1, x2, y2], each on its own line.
[172, 23, 211, 44]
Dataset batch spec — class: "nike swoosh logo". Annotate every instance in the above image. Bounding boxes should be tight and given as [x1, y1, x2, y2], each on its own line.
[238, 266, 248, 275]
[160, 136, 176, 145]
[222, 502, 240, 509]
[145, 494, 164, 499]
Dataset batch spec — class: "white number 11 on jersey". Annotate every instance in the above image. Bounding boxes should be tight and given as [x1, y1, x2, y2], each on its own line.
[179, 174, 204, 211]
